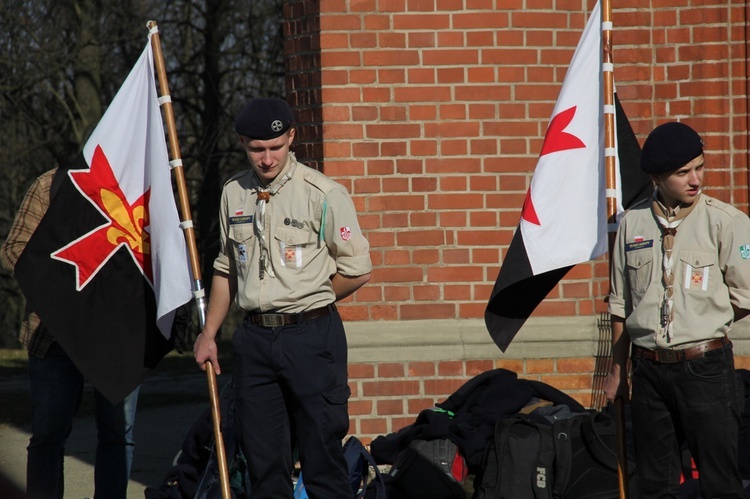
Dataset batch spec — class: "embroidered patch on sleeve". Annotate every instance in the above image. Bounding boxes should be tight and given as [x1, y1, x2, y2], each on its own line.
[339, 226, 352, 241]
[740, 245, 750, 260]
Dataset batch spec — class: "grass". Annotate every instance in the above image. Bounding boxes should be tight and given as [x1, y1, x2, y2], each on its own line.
[0, 348, 29, 378]
[0, 339, 234, 426]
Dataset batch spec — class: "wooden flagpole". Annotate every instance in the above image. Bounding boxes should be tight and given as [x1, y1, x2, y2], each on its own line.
[146, 21, 231, 499]
[600, 1, 630, 498]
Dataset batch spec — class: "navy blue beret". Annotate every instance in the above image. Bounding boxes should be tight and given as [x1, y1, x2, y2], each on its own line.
[235, 98, 295, 140]
[640, 122, 703, 174]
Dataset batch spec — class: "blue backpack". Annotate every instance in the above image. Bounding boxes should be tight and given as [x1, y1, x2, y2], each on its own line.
[294, 436, 387, 498]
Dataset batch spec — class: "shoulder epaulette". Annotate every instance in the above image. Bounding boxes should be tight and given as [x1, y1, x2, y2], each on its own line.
[621, 195, 651, 217]
[224, 169, 253, 187]
[703, 195, 744, 218]
[302, 165, 340, 195]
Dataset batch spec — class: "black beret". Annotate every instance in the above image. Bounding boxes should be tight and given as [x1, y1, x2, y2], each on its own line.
[235, 98, 295, 140]
[640, 122, 703, 174]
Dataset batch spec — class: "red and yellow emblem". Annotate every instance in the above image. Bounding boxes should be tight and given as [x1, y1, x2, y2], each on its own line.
[52, 145, 152, 289]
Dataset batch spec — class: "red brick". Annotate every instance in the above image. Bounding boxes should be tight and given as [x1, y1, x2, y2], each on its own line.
[408, 362, 436, 377]
[412, 249, 440, 264]
[378, 363, 406, 378]
[370, 305, 399, 320]
[437, 361, 464, 376]
[400, 303, 456, 320]
[376, 399, 405, 415]
[466, 360, 495, 375]
[424, 378, 467, 395]
[408, 398, 437, 414]
[349, 399, 374, 416]
[349, 364, 375, 378]
[413, 284, 441, 301]
[362, 380, 421, 397]
[557, 358, 596, 373]
[444, 284, 471, 300]
[360, 418, 389, 435]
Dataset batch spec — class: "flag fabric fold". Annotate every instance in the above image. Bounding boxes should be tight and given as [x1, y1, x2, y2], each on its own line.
[14, 40, 192, 403]
[485, 1, 647, 352]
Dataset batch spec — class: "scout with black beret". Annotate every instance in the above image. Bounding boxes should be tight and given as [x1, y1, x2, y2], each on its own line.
[195, 97, 372, 498]
[606, 121, 750, 498]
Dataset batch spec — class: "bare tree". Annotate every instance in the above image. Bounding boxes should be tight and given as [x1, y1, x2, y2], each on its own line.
[0, 0, 284, 347]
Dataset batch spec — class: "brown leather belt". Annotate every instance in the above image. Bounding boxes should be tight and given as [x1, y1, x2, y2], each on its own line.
[246, 305, 333, 328]
[632, 336, 730, 363]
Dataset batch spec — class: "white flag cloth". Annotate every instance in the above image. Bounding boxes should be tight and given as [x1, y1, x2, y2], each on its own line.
[81, 41, 192, 337]
[519, 0, 622, 276]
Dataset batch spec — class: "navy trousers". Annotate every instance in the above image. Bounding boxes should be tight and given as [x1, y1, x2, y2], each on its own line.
[232, 306, 352, 499]
[631, 343, 743, 498]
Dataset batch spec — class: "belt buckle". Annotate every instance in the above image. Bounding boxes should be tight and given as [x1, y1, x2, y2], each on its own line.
[260, 314, 284, 327]
[657, 349, 679, 363]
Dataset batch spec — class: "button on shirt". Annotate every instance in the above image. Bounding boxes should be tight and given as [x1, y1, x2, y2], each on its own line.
[609, 194, 750, 349]
[214, 153, 371, 313]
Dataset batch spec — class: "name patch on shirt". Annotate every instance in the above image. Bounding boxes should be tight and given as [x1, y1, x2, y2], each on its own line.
[625, 239, 653, 252]
[229, 215, 253, 225]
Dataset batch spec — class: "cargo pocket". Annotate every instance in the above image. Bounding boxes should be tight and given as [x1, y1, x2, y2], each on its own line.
[323, 383, 351, 405]
[323, 383, 351, 437]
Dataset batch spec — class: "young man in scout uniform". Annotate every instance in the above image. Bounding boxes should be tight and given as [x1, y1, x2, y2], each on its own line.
[193, 97, 372, 498]
[606, 122, 750, 498]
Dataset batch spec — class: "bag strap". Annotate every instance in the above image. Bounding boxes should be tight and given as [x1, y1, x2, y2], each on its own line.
[580, 412, 619, 470]
[359, 447, 386, 499]
[495, 417, 554, 499]
[533, 423, 555, 499]
[550, 417, 574, 498]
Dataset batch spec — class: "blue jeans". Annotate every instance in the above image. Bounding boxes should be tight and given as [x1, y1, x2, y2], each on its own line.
[631, 343, 743, 498]
[27, 341, 139, 499]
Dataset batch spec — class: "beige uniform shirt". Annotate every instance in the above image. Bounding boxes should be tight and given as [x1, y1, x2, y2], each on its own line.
[609, 194, 750, 349]
[214, 153, 371, 313]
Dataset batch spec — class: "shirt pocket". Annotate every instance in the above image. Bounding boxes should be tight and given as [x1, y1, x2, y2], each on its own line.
[228, 223, 254, 266]
[626, 248, 653, 294]
[679, 249, 717, 293]
[273, 225, 317, 270]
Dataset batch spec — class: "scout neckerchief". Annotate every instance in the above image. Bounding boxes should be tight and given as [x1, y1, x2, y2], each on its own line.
[254, 154, 297, 279]
[651, 190, 700, 343]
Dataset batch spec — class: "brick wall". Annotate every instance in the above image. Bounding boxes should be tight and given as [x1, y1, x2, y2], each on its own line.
[347, 357, 595, 442]
[281, 0, 750, 440]
[348, 354, 750, 443]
